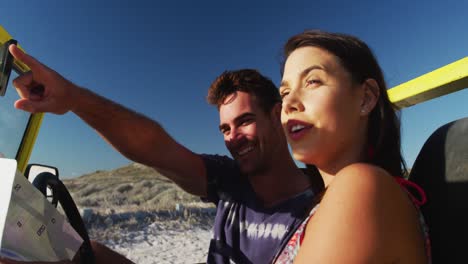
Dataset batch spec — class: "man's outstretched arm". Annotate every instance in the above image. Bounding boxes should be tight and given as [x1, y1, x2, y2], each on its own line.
[8, 44, 207, 197]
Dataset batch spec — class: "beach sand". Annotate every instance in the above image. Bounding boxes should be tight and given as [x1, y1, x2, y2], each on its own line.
[108, 224, 212, 264]
[84, 207, 215, 264]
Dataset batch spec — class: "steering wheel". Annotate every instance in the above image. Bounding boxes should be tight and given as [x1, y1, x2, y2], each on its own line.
[32, 172, 95, 264]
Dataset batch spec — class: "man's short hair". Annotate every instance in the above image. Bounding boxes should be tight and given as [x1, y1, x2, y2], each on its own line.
[207, 69, 281, 113]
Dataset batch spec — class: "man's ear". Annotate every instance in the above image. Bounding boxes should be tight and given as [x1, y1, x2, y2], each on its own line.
[360, 79, 380, 116]
[270, 102, 283, 127]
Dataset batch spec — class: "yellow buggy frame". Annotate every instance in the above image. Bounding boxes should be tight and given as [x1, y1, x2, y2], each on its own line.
[0, 26, 44, 173]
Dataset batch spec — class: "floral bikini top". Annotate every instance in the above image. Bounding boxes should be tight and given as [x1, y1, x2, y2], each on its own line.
[274, 178, 432, 264]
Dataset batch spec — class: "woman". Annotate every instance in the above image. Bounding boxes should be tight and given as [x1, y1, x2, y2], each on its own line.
[275, 31, 430, 263]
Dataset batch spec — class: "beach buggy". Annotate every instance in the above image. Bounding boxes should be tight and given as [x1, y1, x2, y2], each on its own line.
[1, 24, 467, 263]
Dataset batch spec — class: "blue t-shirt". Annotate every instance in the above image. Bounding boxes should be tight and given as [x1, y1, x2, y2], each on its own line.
[201, 154, 315, 264]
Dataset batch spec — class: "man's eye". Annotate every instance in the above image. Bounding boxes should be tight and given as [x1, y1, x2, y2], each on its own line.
[220, 128, 230, 135]
[241, 119, 253, 126]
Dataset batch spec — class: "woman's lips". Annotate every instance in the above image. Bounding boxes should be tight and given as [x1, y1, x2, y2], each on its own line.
[286, 119, 313, 141]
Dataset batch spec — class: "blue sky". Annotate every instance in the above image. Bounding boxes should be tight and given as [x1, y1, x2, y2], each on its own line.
[2, 0, 467, 178]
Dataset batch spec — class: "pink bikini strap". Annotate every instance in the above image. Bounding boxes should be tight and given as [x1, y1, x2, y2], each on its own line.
[394, 177, 427, 206]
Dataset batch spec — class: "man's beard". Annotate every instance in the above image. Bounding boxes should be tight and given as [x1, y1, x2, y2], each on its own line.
[237, 157, 268, 176]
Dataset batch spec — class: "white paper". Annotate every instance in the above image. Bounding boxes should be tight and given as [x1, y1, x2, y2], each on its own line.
[0, 158, 83, 261]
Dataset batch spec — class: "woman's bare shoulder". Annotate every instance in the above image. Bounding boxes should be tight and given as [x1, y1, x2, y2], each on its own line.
[294, 163, 425, 263]
[314, 163, 405, 213]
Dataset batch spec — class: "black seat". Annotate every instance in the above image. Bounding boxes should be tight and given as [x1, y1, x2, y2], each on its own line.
[409, 117, 468, 263]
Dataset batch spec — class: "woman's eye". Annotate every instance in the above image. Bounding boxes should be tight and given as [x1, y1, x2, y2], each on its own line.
[280, 90, 289, 99]
[306, 79, 321, 86]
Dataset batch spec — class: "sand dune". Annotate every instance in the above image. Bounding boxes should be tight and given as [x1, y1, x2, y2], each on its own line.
[63, 163, 216, 263]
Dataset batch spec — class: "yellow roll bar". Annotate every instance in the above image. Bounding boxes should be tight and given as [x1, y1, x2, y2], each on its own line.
[0, 25, 44, 173]
[388, 57, 468, 109]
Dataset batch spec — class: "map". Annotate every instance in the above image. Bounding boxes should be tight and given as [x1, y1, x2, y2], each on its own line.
[0, 158, 83, 261]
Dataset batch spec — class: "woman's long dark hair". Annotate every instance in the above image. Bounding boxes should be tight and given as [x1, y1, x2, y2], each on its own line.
[282, 30, 407, 193]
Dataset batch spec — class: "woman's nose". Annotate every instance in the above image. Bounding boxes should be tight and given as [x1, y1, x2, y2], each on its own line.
[282, 89, 304, 115]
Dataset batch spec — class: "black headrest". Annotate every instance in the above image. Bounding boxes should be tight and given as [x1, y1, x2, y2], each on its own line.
[409, 117, 468, 263]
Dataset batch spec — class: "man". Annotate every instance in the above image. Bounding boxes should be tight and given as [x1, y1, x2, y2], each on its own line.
[6, 44, 316, 263]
